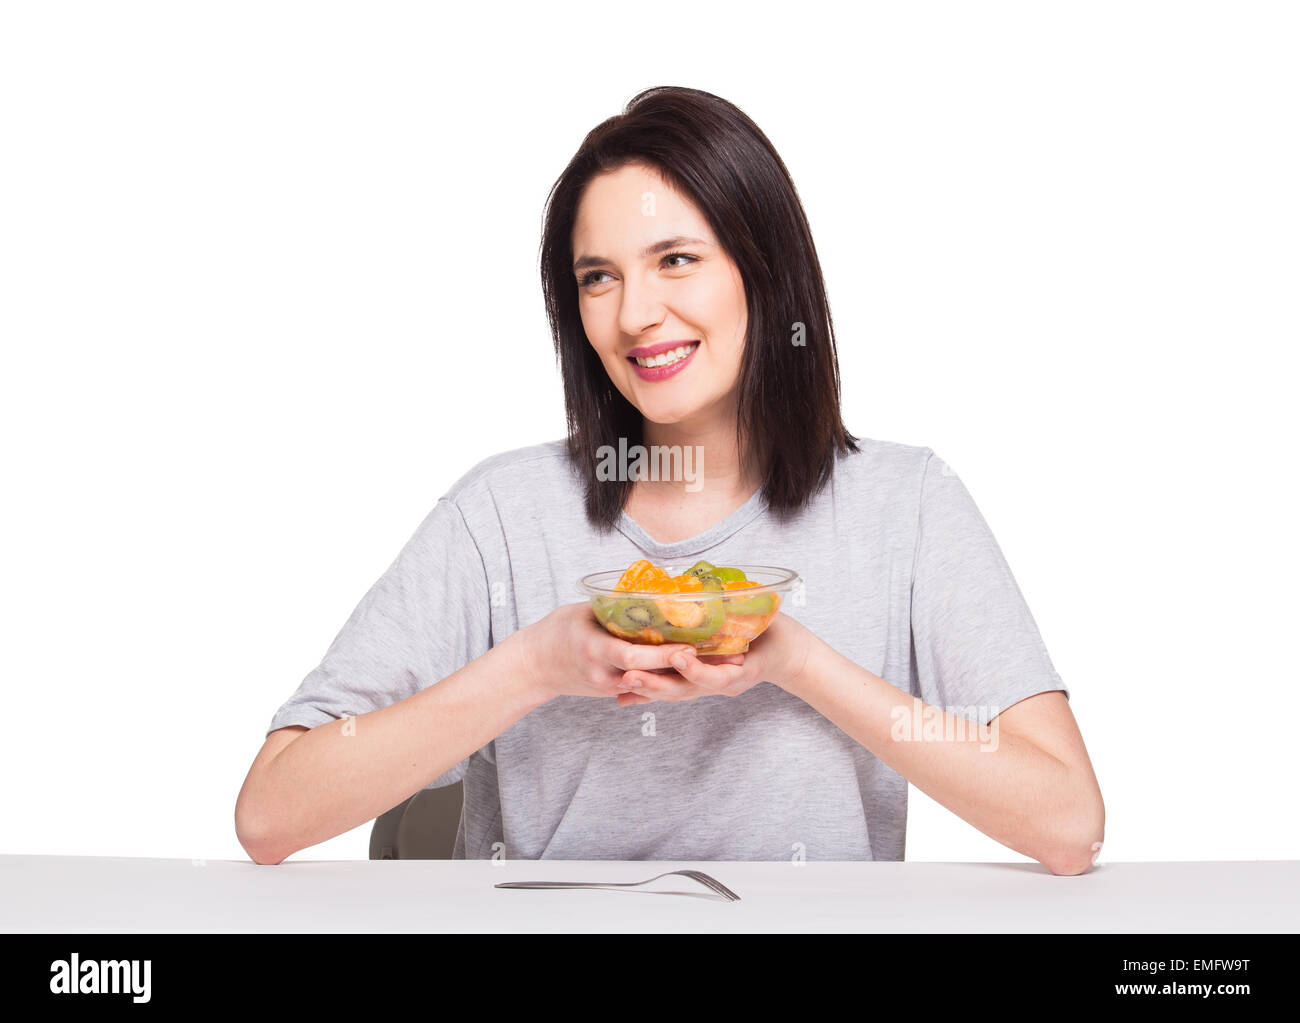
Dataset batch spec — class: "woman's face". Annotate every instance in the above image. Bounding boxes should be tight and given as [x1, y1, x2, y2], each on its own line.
[571, 162, 748, 429]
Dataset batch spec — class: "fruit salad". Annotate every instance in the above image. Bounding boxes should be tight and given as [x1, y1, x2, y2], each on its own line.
[587, 559, 785, 655]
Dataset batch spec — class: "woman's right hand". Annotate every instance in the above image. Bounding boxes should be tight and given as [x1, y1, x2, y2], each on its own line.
[501, 601, 698, 703]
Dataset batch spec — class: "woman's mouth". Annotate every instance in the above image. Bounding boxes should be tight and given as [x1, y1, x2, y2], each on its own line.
[628, 341, 700, 381]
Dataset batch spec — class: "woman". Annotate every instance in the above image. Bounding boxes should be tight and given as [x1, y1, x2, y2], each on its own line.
[236, 86, 1105, 873]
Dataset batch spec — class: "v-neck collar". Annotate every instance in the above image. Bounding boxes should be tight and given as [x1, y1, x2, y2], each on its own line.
[615, 486, 769, 561]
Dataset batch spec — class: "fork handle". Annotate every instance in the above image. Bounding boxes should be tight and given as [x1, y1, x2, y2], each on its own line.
[495, 881, 631, 889]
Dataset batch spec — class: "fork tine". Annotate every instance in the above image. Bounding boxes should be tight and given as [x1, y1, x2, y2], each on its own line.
[678, 870, 741, 901]
[656, 871, 730, 899]
[695, 872, 740, 901]
[673, 870, 721, 897]
[691, 876, 737, 901]
[647, 868, 728, 899]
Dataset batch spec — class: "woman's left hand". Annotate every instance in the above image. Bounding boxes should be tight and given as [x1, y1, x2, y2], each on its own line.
[615, 612, 815, 705]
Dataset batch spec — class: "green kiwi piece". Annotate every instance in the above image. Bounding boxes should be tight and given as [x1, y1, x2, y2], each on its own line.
[659, 595, 726, 644]
[712, 566, 747, 583]
[725, 590, 776, 616]
[592, 596, 619, 624]
[609, 597, 666, 632]
[683, 560, 716, 580]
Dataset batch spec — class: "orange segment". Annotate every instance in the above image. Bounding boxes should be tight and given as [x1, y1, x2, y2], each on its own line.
[615, 559, 654, 591]
[717, 611, 774, 636]
[615, 559, 672, 592]
[654, 594, 709, 628]
[698, 635, 749, 655]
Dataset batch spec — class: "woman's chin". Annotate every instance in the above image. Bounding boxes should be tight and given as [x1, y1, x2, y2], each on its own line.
[636, 409, 690, 428]
[632, 395, 711, 424]
[625, 377, 730, 430]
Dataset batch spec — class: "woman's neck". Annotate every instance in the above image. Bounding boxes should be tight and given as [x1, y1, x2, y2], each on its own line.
[639, 416, 760, 506]
[622, 414, 763, 545]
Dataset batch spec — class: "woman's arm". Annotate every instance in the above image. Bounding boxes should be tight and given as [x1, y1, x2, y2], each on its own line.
[235, 602, 693, 864]
[785, 637, 1105, 876]
[621, 615, 1105, 876]
[234, 637, 545, 864]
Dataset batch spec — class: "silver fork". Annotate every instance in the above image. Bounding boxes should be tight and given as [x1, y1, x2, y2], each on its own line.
[495, 869, 740, 901]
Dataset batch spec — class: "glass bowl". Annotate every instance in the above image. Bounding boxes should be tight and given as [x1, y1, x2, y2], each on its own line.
[578, 564, 799, 655]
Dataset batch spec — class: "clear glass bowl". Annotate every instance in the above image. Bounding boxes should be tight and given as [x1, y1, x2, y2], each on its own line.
[578, 564, 799, 655]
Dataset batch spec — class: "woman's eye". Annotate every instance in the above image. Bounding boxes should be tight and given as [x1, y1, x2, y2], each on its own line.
[579, 253, 697, 288]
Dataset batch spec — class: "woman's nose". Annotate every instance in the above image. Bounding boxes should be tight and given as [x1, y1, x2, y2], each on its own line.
[617, 273, 666, 338]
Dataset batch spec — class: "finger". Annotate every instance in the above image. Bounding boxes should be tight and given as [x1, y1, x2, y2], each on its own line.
[665, 648, 745, 692]
[596, 666, 640, 695]
[622, 669, 706, 702]
[616, 691, 654, 707]
[609, 640, 698, 673]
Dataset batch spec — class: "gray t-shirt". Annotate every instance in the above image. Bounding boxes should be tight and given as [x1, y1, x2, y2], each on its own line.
[265, 436, 1068, 860]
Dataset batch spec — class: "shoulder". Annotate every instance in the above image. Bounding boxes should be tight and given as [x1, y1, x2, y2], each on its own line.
[831, 433, 937, 496]
[439, 437, 579, 514]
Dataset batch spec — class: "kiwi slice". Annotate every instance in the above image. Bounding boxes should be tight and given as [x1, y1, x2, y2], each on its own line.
[712, 566, 747, 583]
[683, 560, 716, 580]
[609, 597, 666, 632]
[592, 595, 623, 624]
[659, 595, 726, 644]
[726, 590, 776, 616]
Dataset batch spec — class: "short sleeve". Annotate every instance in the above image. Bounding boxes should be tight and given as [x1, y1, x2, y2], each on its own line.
[910, 450, 1068, 727]
[265, 497, 492, 788]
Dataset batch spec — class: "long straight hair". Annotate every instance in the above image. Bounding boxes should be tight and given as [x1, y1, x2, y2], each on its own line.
[540, 86, 859, 532]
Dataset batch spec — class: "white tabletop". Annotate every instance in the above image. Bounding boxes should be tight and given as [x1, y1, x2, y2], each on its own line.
[2, 855, 1296, 932]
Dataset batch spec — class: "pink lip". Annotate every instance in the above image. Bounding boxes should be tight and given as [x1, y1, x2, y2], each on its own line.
[626, 339, 700, 359]
[629, 341, 700, 382]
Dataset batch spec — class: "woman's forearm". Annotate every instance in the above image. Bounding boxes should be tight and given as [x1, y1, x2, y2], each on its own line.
[236, 636, 545, 863]
[783, 640, 1101, 875]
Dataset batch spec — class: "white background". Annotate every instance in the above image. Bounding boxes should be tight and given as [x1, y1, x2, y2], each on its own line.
[2, 1, 1296, 865]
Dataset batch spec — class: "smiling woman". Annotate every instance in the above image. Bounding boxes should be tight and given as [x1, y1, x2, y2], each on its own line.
[238, 86, 1104, 874]
[539, 89, 860, 534]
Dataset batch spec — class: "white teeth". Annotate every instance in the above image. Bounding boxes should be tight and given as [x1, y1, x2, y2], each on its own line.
[635, 342, 698, 368]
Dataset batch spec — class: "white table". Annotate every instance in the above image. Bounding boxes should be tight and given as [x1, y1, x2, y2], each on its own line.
[2, 856, 1296, 932]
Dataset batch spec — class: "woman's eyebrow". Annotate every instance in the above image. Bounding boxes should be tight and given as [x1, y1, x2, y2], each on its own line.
[572, 235, 709, 274]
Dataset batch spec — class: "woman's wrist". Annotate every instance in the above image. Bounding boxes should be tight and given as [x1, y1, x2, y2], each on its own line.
[494, 627, 553, 713]
[765, 613, 822, 696]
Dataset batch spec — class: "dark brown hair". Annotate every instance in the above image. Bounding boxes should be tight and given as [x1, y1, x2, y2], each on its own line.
[540, 85, 859, 532]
